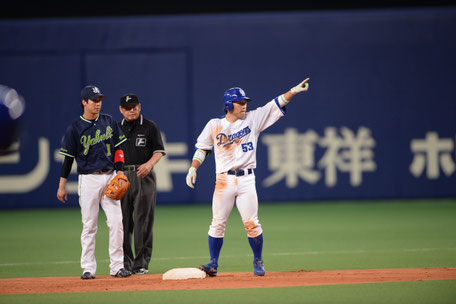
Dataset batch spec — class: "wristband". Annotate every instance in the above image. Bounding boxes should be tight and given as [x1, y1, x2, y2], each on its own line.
[278, 94, 289, 107]
[193, 149, 207, 164]
[114, 149, 125, 163]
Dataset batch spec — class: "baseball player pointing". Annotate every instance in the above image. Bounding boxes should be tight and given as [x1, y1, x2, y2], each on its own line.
[186, 78, 310, 276]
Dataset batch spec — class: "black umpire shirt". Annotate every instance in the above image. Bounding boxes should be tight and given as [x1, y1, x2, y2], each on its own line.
[118, 114, 165, 166]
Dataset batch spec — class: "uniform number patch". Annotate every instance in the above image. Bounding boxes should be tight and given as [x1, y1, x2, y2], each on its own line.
[241, 142, 254, 152]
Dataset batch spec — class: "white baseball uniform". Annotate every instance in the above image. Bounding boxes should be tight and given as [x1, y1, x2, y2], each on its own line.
[195, 98, 285, 238]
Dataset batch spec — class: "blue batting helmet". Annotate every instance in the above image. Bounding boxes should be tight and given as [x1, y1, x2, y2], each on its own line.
[223, 87, 251, 112]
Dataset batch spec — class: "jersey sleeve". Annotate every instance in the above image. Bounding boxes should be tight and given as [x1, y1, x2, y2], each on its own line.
[150, 121, 166, 155]
[59, 124, 78, 158]
[250, 98, 286, 133]
[195, 120, 214, 151]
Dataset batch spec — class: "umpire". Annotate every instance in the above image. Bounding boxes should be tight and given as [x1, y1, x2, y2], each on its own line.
[118, 93, 166, 275]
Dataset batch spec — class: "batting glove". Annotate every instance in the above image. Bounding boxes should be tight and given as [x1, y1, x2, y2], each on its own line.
[186, 167, 197, 189]
[290, 78, 310, 93]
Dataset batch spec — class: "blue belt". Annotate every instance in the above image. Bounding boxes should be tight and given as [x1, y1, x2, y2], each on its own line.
[227, 169, 253, 176]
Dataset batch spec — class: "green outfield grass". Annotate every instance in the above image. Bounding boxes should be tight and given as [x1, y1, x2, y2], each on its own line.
[0, 198, 455, 303]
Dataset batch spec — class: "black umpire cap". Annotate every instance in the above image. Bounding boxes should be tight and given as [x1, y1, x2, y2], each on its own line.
[120, 93, 140, 107]
[81, 85, 105, 100]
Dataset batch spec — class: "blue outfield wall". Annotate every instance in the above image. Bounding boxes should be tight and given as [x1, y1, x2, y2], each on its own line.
[0, 8, 455, 208]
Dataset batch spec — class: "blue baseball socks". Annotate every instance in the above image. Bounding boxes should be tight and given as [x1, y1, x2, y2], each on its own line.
[208, 235, 223, 265]
[248, 233, 263, 260]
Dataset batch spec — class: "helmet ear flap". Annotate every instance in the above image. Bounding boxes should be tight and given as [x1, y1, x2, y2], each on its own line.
[224, 101, 233, 112]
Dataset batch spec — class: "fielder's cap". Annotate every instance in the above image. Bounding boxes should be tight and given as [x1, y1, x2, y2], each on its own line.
[81, 86, 105, 101]
[120, 93, 140, 107]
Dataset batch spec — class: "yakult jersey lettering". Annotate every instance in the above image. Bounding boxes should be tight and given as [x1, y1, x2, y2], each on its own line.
[59, 114, 126, 174]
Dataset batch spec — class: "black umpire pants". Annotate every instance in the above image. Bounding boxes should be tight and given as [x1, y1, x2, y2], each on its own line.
[121, 169, 157, 272]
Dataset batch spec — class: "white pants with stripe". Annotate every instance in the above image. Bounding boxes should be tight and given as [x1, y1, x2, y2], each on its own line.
[78, 172, 125, 276]
[209, 172, 262, 238]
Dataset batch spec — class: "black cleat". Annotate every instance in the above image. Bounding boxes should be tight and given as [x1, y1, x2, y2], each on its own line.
[81, 272, 95, 280]
[133, 268, 149, 275]
[199, 259, 218, 277]
[112, 268, 132, 278]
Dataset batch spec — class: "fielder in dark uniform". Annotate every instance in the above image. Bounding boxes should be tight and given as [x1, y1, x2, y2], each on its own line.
[57, 85, 131, 279]
[118, 93, 166, 274]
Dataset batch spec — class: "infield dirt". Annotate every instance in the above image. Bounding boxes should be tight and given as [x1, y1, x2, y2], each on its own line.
[1, 267, 455, 294]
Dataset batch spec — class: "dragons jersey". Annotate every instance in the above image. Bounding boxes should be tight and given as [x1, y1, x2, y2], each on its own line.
[195, 98, 286, 174]
[59, 113, 126, 174]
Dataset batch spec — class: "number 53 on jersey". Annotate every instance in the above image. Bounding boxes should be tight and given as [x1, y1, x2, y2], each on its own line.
[242, 142, 254, 152]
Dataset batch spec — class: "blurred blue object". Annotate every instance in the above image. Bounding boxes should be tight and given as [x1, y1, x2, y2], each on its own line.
[0, 85, 25, 155]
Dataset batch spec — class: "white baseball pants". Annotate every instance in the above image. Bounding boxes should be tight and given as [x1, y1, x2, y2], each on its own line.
[209, 172, 262, 238]
[78, 172, 125, 276]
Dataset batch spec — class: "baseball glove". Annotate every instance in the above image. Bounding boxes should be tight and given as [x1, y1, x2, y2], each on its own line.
[104, 173, 130, 200]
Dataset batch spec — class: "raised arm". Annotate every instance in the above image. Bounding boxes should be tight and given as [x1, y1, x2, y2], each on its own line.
[278, 78, 310, 107]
